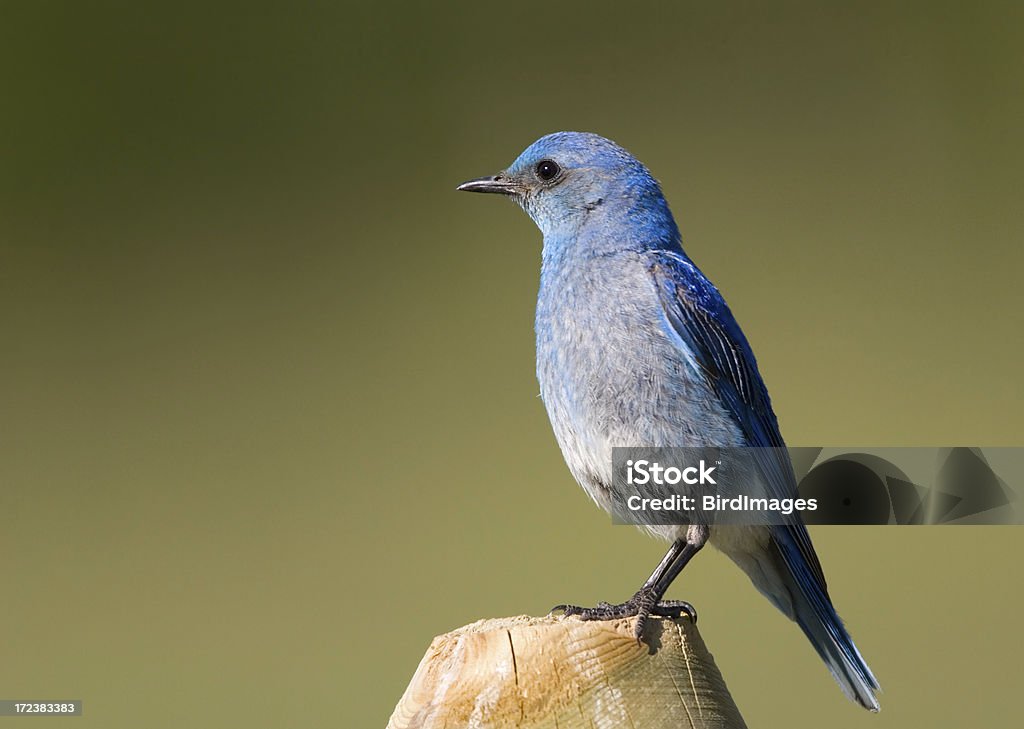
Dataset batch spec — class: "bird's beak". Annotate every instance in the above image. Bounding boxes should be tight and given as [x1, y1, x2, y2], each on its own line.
[456, 174, 519, 195]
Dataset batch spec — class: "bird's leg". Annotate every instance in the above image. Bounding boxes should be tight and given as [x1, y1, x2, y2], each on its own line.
[552, 524, 709, 641]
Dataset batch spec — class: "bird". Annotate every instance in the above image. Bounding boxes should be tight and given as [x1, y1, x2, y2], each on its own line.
[457, 131, 880, 711]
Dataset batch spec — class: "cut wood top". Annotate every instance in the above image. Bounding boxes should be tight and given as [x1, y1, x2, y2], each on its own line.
[386, 614, 746, 729]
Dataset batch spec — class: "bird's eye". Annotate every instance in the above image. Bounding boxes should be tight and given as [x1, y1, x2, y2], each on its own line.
[536, 160, 560, 181]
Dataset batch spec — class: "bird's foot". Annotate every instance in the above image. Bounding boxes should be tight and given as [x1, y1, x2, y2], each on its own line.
[551, 587, 696, 641]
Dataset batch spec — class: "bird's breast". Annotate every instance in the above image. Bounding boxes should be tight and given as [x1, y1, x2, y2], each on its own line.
[534, 251, 742, 505]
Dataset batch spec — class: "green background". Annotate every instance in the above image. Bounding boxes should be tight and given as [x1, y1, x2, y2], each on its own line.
[2, 2, 1022, 727]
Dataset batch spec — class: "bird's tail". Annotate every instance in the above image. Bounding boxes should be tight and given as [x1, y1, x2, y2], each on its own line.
[773, 538, 880, 711]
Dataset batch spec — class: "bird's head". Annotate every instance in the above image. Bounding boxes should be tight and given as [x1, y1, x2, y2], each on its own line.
[458, 131, 678, 247]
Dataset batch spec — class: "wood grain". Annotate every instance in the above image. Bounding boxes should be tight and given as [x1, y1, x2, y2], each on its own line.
[386, 614, 746, 728]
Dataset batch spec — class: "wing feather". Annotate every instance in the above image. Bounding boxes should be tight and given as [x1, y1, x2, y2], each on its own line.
[647, 249, 827, 589]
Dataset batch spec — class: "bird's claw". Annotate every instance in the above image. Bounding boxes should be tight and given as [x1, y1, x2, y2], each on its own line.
[550, 589, 697, 641]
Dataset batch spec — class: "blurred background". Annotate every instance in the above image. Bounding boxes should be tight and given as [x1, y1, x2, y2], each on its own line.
[2, 2, 1022, 727]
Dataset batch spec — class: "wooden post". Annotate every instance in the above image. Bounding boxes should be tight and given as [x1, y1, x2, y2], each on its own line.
[386, 614, 746, 728]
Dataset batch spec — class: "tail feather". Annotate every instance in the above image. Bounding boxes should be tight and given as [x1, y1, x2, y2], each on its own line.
[774, 536, 880, 711]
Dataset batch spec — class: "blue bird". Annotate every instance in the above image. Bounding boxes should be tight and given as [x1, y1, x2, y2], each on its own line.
[458, 132, 880, 711]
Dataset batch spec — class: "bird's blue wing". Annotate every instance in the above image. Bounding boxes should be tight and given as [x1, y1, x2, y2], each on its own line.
[647, 249, 827, 588]
[648, 249, 879, 708]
